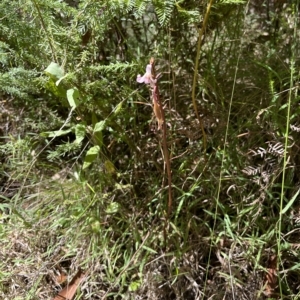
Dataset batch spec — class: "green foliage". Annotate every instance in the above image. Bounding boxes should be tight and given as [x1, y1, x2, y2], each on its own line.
[1, 0, 300, 299]
[0, 68, 38, 100]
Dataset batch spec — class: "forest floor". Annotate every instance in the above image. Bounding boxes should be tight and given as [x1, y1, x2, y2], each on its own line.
[2, 98, 296, 300]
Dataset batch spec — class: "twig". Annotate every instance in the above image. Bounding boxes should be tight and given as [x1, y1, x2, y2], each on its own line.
[170, 149, 189, 161]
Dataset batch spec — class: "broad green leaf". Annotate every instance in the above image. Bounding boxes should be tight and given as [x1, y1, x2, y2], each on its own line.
[45, 62, 64, 79]
[94, 121, 106, 133]
[82, 145, 100, 169]
[40, 129, 72, 138]
[281, 188, 300, 215]
[74, 123, 86, 144]
[91, 114, 103, 146]
[67, 88, 80, 108]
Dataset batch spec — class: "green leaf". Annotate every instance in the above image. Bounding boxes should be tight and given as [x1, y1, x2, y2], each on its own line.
[115, 102, 123, 114]
[224, 214, 234, 239]
[0, 202, 10, 212]
[104, 160, 115, 174]
[82, 145, 100, 169]
[281, 188, 300, 215]
[129, 281, 141, 292]
[67, 88, 80, 108]
[287, 263, 300, 271]
[93, 131, 103, 147]
[44, 77, 67, 99]
[45, 62, 64, 79]
[74, 123, 86, 144]
[106, 202, 120, 214]
[94, 121, 106, 133]
[142, 245, 157, 254]
[40, 129, 72, 138]
[92, 112, 98, 127]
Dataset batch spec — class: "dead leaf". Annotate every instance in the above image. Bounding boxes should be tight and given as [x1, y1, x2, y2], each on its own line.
[55, 272, 68, 285]
[53, 269, 85, 300]
[264, 254, 277, 297]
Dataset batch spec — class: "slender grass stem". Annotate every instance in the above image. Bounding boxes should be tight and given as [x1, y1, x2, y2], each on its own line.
[191, 0, 214, 152]
[202, 2, 249, 298]
[277, 2, 299, 296]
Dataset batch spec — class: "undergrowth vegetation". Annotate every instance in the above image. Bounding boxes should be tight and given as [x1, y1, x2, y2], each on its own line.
[1, 0, 300, 299]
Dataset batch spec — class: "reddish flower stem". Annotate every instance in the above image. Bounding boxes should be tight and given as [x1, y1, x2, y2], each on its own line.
[150, 58, 172, 247]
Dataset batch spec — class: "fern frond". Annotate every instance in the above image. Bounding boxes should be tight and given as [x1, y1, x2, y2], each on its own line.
[89, 62, 137, 74]
[266, 142, 284, 157]
[250, 147, 267, 158]
[133, 0, 150, 17]
[0, 68, 38, 99]
[177, 9, 200, 23]
[0, 41, 12, 66]
[249, 141, 284, 158]
[153, 0, 175, 27]
[242, 166, 261, 176]
[124, 0, 135, 12]
[290, 124, 300, 132]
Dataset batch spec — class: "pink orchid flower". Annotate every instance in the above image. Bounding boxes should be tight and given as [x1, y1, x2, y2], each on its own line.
[137, 59, 161, 86]
[136, 64, 152, 84]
